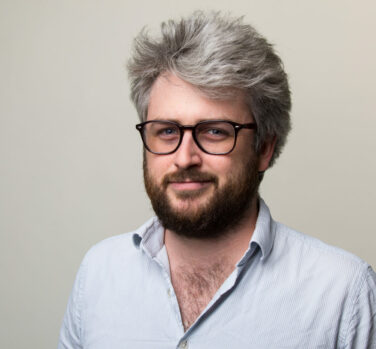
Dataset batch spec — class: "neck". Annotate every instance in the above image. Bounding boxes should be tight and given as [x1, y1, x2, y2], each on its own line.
[165, 197, 259, 270]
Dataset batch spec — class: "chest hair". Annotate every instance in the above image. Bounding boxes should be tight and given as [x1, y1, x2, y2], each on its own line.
[171, 261, 234, 331]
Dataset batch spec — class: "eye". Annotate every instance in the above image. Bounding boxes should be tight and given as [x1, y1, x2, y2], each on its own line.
[155, 126, 179, 139]
[198, 125, 231, 139]
[159, 127, 177, 134]
[206, 128, 228, 136]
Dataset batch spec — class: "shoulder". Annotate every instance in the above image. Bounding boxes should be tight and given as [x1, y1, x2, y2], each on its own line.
[85, 231, 135, 260]
[273, 221, 370, 273]
[257, 218, 376, 346]
[269, 220, 376, 302]
[81, 217, 158, 273]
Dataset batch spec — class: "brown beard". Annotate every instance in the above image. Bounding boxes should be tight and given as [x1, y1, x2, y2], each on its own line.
[143, 155, 260, 239]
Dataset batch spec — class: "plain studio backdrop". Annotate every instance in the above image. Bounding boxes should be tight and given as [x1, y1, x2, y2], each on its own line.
[1, 1, 375, 348]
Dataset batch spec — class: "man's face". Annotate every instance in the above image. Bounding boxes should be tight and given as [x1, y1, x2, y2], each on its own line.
[143, 73, 270, 239]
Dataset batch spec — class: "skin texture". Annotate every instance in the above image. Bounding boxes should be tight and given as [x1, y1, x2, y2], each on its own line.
[144, 72, 275, 330]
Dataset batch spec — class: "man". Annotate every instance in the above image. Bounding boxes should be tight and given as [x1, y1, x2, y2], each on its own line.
[58, 11, 376, 348]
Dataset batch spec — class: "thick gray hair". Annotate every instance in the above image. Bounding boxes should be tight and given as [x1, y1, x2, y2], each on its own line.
[127, 11, 291, 166]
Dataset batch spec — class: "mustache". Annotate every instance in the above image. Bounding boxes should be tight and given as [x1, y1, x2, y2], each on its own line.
[162, 169, 218, 187]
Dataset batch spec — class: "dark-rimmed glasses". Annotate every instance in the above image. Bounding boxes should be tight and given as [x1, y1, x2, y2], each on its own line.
[135, 120, 257, 155]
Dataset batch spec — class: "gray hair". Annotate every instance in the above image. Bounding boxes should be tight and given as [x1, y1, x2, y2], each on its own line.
[127, 11, 291, 166]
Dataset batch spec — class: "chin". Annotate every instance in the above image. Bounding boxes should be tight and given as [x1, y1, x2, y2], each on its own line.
[169, 196, 211, 216]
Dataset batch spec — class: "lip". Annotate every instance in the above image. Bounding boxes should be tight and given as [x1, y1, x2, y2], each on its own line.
[168, 181, 212, 191]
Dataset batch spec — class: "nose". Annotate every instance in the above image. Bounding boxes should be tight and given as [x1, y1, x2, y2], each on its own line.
[173, 130, 202, 169]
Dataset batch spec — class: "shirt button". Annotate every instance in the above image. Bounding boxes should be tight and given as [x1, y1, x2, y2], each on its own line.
[167, 288, 173, 297]
[179, 340, 188, 349]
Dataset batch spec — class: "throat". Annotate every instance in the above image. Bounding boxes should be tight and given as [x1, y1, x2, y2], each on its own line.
[171, 261, 234, 331]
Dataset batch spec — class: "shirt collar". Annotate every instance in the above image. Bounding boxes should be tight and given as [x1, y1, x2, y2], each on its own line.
[237, 198, 276, 265]
[132, 216, 165, 258]
[132, 198, 276, 262]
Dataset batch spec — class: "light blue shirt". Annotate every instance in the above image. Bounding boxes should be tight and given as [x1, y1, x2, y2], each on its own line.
[58, 200, 376, 348]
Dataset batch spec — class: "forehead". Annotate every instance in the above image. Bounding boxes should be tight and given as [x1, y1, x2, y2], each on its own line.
[147, 73, 252, 124]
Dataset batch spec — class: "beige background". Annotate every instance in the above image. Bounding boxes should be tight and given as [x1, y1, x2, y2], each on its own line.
[1, 0, 375, 348]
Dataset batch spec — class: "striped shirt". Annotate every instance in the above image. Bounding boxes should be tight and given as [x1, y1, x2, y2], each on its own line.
[58, 199, 376, 348]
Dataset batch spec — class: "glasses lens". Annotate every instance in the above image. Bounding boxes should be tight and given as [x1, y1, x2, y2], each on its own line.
[143, 121, 180, 154]
[195, 121, 235, 154]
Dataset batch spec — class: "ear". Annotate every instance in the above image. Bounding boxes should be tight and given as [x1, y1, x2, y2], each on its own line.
[258, 137, 276, 172]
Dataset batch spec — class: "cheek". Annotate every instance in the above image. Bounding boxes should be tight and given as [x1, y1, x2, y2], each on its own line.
[207, 158, 234, 183]
[214, 151, 255, 185]
[144, 154, 171, 181]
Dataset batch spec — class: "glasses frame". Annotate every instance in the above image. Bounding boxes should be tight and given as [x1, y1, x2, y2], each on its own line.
[135, 119, 257, 155]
